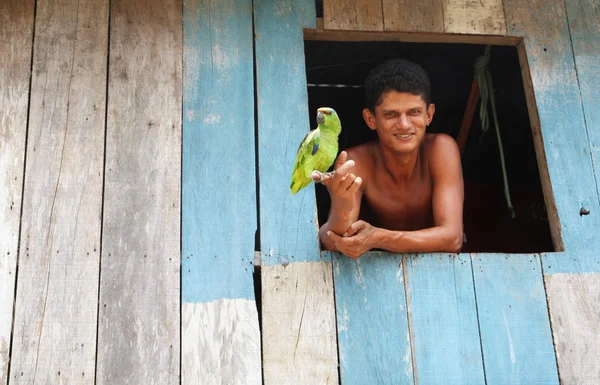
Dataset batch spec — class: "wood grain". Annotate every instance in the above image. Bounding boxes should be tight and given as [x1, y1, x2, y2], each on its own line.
[0, 1, 34, 383]
[181, 1, 261, 382]
[545, 272, 600, 384]
[565, 0, 600, 226]
[182, 300, 261, 385]
[407, 254, 485, 385]
[261, 262, 338, 385]
[504, 0, 600, 265]
[323, 0, 383, 31]
[255, 2, 339, 383]
[97, 0, 181, 383]
[382, 0, 444, 32]
[8, 0, 108, 383]
[255, 0, 320, 265]
[304, 29, 520, 45]
[332, 252, 413, 385]
[442, 0, 506, 35]
[182, 0, 257, 304]
[472, 254, 559, 384]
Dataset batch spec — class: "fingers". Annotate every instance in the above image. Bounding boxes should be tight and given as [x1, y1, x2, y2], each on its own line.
[333, 151, 348, 170]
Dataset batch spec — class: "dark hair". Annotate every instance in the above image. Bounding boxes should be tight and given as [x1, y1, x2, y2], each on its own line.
[364, 59, 431, 112]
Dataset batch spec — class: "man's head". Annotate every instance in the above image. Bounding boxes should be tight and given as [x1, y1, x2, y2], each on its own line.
[362, 59, 435, 155]
[364, 58, 431, 112]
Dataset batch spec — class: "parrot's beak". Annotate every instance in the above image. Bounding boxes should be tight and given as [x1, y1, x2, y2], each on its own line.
[316, 111, 325, 125]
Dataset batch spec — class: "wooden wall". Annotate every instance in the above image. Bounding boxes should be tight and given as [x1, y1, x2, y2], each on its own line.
[0, 0, 598, 384]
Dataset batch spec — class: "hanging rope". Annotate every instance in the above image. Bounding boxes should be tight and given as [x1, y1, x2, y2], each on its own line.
[474, 45, 516, 218]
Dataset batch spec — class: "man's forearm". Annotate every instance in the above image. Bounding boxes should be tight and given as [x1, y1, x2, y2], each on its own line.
[319, 203, 356, 250]
[374, 226, 463, 253]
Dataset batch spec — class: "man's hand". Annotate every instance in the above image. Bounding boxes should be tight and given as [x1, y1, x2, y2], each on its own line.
[327, 220, 379, 259]
[311, 151, 362, 211]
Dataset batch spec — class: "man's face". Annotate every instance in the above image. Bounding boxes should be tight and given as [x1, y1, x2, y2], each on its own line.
[363, 91, 435, 154]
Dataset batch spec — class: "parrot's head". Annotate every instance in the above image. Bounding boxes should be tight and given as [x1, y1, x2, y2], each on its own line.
[316, 107, 341, 135]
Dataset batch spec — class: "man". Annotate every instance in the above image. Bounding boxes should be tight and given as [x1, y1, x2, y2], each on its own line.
[314, 59, 464, 258]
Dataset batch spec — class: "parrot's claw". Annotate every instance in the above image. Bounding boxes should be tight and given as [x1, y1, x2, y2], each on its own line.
[313, 170, 335, 184]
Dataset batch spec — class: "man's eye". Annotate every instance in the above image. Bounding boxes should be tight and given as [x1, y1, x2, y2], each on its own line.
[410, 109, 421, 115]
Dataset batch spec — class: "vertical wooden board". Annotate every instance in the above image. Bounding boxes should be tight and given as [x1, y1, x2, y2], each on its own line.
[8, 0, 108, 383]
[382, 0, 444, 32]
[97, 0, 181, 383]
[0, 1, 34, 383]
[503, 0, 600, 270]
[565, 0, 600, 221]
[254, 0, 319, 265]
[323, 0, 383, 31]
[332, 252, 413, 385]
[182, 1, 261, 383]
[472, 254, 558, 385]
[442, 0, 506, 35]
[545, 272, 600, 384]
[261, 262, 338, 385]
[255, 2, 339, 383]
[182, 300, 261, 385]
[406, 254, 485, 385]
[182, 0, 256, 307]
[297, 0, 317, 29]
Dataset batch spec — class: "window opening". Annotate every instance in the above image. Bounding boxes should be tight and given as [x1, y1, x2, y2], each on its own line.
[304, 39, 556, 253]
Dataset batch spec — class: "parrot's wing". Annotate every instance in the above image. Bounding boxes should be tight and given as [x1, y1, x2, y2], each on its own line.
[293, 128, 321, 172]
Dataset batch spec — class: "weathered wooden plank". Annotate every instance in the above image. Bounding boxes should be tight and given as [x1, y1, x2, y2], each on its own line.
[182, 300, 261, 385]
[407, 254, 485, 385]
[304, 29, 520, 45]
[255, 0, 318, 265]
[565, 0, 600, 232]
[473, 254, 558, 384]
[181, 1, 261, 383]
[441, 0, 506, 35]
[7, 0, 108, 383]
[332, 252, 413, 385]
[504, 0, 600, 269]
[297, 0, 317, 29]
[545, 272, 600, 384]
[255, 1, 338, 382]
[261, 262, 338, 385]
[0, 1, 34, 383]
[97, 0, 181, 383]
[382, 0, 444, 32]
[323, 0, 383, 31]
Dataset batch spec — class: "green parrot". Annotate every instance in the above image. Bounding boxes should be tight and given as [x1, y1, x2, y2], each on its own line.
[290, 107, 342, 195]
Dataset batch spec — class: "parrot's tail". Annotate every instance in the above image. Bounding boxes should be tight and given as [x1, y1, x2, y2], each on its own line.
[290, 178, 310, 195]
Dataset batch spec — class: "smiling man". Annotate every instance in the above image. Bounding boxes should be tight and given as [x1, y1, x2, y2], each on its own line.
[314, 59, 464, 259]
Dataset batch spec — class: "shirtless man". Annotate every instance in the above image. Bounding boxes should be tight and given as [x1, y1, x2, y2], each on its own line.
[314, 59, 464, 258]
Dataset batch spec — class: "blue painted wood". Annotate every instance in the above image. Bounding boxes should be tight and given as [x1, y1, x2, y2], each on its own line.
[330, 251, 414, 385]
[406, 253, 485, 385]
[472, 254, 559, 385]
[182, 0, 257, 302]
[542, 0, 600, 274]
[255, 0, 321, 266]
[503, 0, 600, 272]
[296, 0, 316, 29]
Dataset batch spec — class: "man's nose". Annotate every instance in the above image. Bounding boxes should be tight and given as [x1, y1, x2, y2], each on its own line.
[397, 114, 410, 128]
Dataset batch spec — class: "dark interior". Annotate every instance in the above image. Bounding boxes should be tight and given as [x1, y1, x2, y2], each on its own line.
[304, 40, 554, 253]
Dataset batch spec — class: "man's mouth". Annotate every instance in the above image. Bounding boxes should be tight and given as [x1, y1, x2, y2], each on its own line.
[393, 133, 414, 140]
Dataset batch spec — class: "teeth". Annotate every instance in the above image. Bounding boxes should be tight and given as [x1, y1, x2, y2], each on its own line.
[395, 134, 412, 139]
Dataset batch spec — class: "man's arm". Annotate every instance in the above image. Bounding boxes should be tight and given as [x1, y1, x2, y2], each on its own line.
[315, 151, 363, 251]
[328, 135, 463, 257]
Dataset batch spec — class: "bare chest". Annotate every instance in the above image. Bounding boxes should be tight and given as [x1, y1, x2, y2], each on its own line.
[362, 174, 433, 231]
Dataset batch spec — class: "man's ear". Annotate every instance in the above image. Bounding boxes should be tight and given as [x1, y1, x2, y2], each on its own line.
[362, 108, 376, 130]
[426, 103, 435, 126]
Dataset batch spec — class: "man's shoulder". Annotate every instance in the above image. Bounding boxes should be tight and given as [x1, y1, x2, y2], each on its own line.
[422, 133, 459, 159]
[422, 133, 461, 176]
[345, 141, 377, 161]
